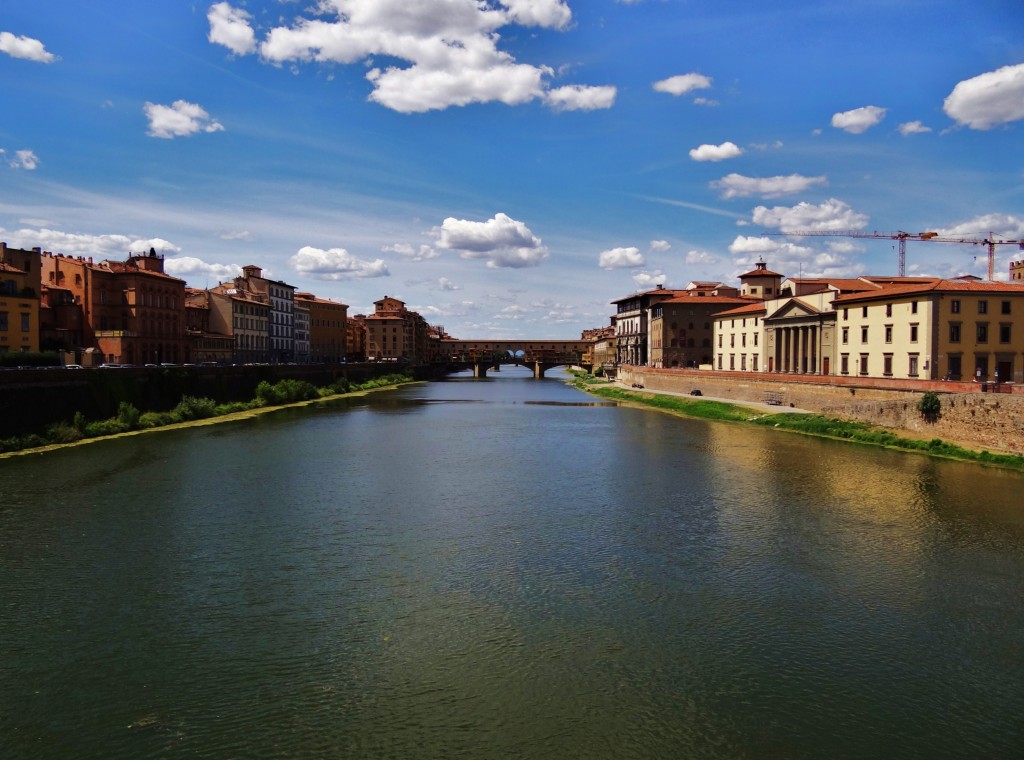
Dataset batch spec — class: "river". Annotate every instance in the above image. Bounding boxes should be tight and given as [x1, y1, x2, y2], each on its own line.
[2, 366, 1023, 759]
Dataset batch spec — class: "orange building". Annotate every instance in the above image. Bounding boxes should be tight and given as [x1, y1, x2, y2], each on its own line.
[296, 292, 348, 363]
[39, 248, 187, 365]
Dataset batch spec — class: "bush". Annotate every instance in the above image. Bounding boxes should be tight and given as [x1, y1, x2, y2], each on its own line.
[918, 391, 941, 421]
[116, 402, 140, 429]
[171, 396, 218, 421]
[47, 422, 84, 444]
[84, 419, 130, 437]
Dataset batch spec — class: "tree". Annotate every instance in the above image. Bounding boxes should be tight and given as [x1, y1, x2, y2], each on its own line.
[918, 391, 941, 422]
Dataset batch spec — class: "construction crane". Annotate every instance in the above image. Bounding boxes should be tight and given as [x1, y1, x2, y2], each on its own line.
[765, 229, 1023, 280]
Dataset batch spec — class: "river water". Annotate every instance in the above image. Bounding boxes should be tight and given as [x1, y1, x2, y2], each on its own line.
[2, 367, 1023, 759]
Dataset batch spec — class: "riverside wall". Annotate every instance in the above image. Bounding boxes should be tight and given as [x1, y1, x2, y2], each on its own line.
[616, 366, 1024, 455]
[0, 363, 422, 438]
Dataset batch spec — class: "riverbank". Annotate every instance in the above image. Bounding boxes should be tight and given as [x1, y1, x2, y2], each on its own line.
[0, 378, 419, 460]
[569, 372, 1024, 471]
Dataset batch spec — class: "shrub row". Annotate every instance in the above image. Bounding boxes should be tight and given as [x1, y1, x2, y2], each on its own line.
[0, 374, 414, 455]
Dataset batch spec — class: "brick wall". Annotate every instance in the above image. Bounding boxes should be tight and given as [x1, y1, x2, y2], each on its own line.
[617, 366, 1024, 455]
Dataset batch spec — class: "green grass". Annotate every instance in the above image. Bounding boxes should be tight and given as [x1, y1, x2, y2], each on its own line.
[568, 372, 1024, 471]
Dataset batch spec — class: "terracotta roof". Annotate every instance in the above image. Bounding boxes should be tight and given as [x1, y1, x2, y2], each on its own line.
[659, 295, 751, 305]
[713, 301, 769, 317]
[833, 278, 1024, 304]
[789, 277, 880, 292]
[610, 287, 686, 304]
[739, 267, 784, 278]
[0, 262, 25, 273]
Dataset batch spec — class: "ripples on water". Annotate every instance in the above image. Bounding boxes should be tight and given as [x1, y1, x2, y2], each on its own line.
[2, 367, 1023, 759]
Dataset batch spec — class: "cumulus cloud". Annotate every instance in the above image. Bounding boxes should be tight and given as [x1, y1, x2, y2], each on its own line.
[599, 246, 645, 269]
[632, 270, 666, 288]
[496, 304, 528, 320]
[207, 2, 257, 55]
[689, 141, 742, 162]
[685, 250, 716, 265]
[209, 0, 611, 114]
[650, 240, 671, 252]
[435, 212, 548, 268]
[943, 63, 1024, 130]
[7, 149, 39, 170]
[437, 277, 460, 291]
[898, 120, 932, 136]
[0, 227, 184, 259]
[831, 105, 887, 134]
[729, 235, 861, 278]
[384, 242, 441, 261]
[752, 198, 869, 232]
[545, 84, 617, 111]
[290, 246, 390, 280]
[144, 100, 224, 139]
[0, 32, 57, 63]
[164, 256, 241, 280]
[711, 173, 827, 199]
[936, 213, 1024, 239]
[693, 97, 719, 107]
[653, 73, 712, 96]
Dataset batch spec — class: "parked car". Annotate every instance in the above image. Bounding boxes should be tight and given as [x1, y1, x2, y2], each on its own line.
[64, 364, 84, 369]
[690, 389, 702, 396]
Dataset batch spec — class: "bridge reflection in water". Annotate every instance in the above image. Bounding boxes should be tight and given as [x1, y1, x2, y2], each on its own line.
[440, 338, 589, 378]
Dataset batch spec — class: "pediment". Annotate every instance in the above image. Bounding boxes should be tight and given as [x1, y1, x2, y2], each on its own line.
[766, 297, 829, 322]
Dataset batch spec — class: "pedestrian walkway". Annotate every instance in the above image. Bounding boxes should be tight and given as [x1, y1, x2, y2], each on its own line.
[612, 380, 810, 414]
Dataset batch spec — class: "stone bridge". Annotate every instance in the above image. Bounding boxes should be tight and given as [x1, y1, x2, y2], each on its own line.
[440, 339, 589, 378]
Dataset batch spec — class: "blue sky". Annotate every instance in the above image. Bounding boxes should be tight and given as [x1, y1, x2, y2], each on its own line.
[1, 0, 1022, 338]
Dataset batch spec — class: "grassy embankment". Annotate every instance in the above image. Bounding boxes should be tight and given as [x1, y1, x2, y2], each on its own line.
[0, 374, 415, 457]
[569, 371, 1024, 471]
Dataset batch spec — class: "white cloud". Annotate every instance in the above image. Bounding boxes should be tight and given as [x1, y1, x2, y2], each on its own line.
[936, 213, 1024, 239]
[435, 212, 548, 268]
[144, 100, 225, 139]
[693, 97, 719, 107]
[545, 84, 617, 112]
[0, 32, 57, 63]
[437, 277, 460, 291]
[0, 227, 184, 258]
[219, 230, 254, 241]
[164, 256, 241, 281]
[632, 270, 666, 288]
[831, 105, 887, 134]
[943, 63, 1024, 130]
[898, 120, 932, 136]
[650, 240, 671, 252]
[210, 0, 607, 114]
[207, 2, 257, 55]
[599, 246, 645, 269]
[685, 250, 716, 265]
[653, 73, 712, 96]
[711, 173, 827, 199]
[728, 235, 861, 278]
[290, 245, 390, 280]
[689, 141, 742, 162]
[752, 198, 869, 232]
[7, 149, 39, 170]
[384, 242, 441, 261]
[750, 140, 784, 150]
[496, 304, 528, 320]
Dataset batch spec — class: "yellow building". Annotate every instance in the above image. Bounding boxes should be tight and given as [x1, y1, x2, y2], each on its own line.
[0, 261, 40, 355]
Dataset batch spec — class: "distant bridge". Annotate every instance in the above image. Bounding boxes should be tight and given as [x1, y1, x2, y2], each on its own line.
[440, 339, 589, 378]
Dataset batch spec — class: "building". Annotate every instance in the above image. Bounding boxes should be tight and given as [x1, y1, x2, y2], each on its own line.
[39, 248, 186, 365]
[610, 286, 685, 366]
[208, 286, 270, 364]
[649, 291, 750, 369]
[365, 296, 432, 364]
[293, 297, 310, 363]
[184, 289, 234, 364]
[233, 265, 296, 363]
[296, 292, 348, 363]
[347, 314, 367, 362]
[0, 261, 40, 354]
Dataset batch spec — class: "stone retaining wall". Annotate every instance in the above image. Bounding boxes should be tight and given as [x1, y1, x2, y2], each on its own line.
[616, 366, 1024, 455]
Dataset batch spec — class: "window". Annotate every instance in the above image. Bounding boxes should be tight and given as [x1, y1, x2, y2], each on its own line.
[741, 334, 746, 347]
[1001, 300, 1011, 315]
[1000, 323, 1011, 343]
[717, 354, 723, 370]
[753, 333, 759, 347]
[741, 354, 747, 371]
[948, 354, 962, 379]
[911, 301, 918, 314]
[729, 354, 735, 370]
[977, 323, 988, 343]
[908, 355, 919, 377]
[885, 303, 892, 317]
[910, 324, 919, 343]
[842, 327, 849, 344]
[883, 353, 893, 376]
[951, 299, 961, 314]
[753, 355, 759, 371]
[841, 354, 849, 375]
[885, 325, 893, 343]
[861, 326, 869, 343]
[730, 334, 735, 348]
[718, 335, 722, 348]
[0, 312, 7, 331]
[21, 313, 29, 332]
[859, 354, 869, 375]
[950, 323, 961, 342]
[978, 300, 988, 315]
[862, 306, 869, 318]
[843, 308, 848, 321]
